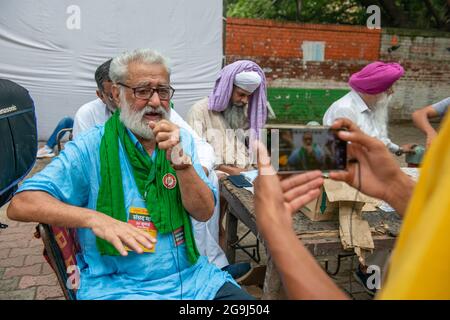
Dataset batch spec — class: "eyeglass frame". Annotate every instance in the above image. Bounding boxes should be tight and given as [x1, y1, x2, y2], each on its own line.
[117, 82, 175, 101]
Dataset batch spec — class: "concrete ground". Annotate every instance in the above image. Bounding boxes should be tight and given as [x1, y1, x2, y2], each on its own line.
[0, 122, 431, 300]
[0, 157, 64, 300]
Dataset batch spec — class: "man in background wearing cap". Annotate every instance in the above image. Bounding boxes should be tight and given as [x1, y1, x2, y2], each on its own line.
[323, 61, 416, 157]
[187, 60, 269, 280]
[72, 59, 118, 137]
[322, 61, 417, 296]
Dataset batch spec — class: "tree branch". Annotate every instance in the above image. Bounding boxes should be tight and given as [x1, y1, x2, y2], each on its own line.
[294, 0, 302, 21]
[444, 0, 450, 31]
[422, 0, 443, 28]
[378, 0, 410, 27]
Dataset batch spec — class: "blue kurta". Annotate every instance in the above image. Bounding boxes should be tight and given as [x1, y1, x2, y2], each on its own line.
[18, 125, 236, 300]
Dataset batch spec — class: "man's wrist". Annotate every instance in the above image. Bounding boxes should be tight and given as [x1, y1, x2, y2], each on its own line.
[85, 210, 102, 229]
[425, 128, 437, 137]
[384, 173, 415, 216]
[395, 147, 404, 156]
[173, 154, 193, 171]
[173, 163, 192, 171]
[169, 144, 192, 171]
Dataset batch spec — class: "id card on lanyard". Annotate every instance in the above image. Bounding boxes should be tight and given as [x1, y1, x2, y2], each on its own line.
[127, 207, 157, 253]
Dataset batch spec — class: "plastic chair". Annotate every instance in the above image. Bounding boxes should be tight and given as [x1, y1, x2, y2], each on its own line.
[35, 224, 79, 300]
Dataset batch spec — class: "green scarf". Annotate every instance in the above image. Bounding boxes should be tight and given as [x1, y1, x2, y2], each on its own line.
[96, 111, 199, 264]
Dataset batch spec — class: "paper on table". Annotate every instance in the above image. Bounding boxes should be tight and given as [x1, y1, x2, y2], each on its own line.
[401, 167, 420, 181]
[323, 179, 379, 204]
[378, 201, 396, 212]
[241, 170, 258, 184]
[338, 202, 374, 265]
[243, 187, 254, 194]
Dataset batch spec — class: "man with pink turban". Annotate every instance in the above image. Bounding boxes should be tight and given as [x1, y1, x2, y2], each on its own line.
[323, 61, 417, 296]
[323, 61, 416, 156]
[187, 60, 268, 276]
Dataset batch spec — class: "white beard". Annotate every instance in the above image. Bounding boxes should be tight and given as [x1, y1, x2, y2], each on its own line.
[223, 104, 249, 130]
[371, 93, 391, 137]
[119, 91, 170, 140]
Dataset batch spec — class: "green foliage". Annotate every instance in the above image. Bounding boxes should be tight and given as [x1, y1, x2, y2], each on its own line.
[300, 0, 366, 25]
[388, 0, 448, 29]
[226, 0, 368, 24]
[226, 0, 450, 30]
[227, 0, 279, 19]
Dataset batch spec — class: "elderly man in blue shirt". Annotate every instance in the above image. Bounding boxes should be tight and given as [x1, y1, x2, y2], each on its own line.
[7, 49, 254, 300]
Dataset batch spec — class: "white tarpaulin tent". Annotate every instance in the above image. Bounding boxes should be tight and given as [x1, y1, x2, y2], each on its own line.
[0, 0, 223, 140]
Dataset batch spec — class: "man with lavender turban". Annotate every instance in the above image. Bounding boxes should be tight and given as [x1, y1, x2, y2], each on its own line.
[187, 60, 268, 174]
[323, 61, 417, 297]
[207, 60, 268, 137]
[187, 61, 268, 277]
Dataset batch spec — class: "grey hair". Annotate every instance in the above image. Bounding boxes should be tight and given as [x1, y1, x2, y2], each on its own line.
[109, 48, 171, 84]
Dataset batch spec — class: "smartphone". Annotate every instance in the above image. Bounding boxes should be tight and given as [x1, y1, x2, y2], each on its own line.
[228, 175, 253, 188]
[264, 125, 347, 173]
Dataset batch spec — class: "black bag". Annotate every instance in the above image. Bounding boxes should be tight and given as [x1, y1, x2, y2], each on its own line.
[0, 79, 37, 208]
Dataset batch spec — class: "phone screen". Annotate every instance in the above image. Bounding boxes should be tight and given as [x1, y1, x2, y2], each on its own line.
[265, 126, 347, 173]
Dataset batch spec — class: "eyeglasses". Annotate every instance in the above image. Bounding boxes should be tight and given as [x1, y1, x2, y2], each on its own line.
[117, 82, 175, 101]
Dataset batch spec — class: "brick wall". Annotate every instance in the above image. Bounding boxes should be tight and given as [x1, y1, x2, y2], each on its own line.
[380, 31, 450, 120]
[226, 18, 381, 85]
[225, 18, 450, 121]
[226, 18, 381, 61]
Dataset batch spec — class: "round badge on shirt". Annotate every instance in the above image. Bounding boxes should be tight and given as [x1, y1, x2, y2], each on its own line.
[162, 173, 177, 189]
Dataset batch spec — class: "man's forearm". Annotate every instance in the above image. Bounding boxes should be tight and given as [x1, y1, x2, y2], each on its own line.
[412, 109, 438, 136]
[378, 136, 400, 154]
[417, 119, 436, 136]
[265, 227, 348, 300]
[217, 164, 245, 176]
[175, 166, 214, 221]
[7, 191, 98, 228]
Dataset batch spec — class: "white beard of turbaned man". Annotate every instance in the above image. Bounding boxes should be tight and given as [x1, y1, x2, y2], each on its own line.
[370, 93, 392, 137]
[119, 89, 170, 140]
[223, 103, 249, 130]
